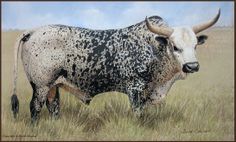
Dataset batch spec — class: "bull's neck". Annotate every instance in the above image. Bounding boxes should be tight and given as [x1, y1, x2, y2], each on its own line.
[146, 47, 182, 104]
[151, 47, 182, 86]
[123, 21, 182, 83]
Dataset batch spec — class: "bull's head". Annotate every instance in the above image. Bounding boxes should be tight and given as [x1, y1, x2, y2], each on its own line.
[146, 9, 220, 77]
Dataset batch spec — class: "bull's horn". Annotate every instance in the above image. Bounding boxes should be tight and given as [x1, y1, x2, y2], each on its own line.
[192, 9, 221, 34]
[145, 16, 173, 37]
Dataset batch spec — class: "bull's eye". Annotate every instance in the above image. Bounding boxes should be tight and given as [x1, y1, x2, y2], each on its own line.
[173, 46, 181, 52]
[174, 46, 178, 51]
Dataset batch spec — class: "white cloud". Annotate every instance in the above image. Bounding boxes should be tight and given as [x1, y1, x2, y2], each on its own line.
[174, 7, 221, 27]
[168, 3, 233, 27]
[118, 2, 161, 27]
[3, 2, 71, 30]
[76, 8, 110, 30]
[74, 2, 166, 30]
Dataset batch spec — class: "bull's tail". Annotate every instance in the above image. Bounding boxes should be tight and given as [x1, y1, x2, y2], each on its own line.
[11, 32, 31, 118]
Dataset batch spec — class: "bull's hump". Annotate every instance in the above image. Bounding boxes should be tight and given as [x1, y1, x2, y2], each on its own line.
[148, 16, 163, 21]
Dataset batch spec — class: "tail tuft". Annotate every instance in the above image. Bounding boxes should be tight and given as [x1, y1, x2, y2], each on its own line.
[11, 94, 19, 118]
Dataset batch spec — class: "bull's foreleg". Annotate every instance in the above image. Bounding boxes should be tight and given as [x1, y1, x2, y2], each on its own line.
[126, 79, 147, 117]
[46, 86, 60, 119]
[30, 84, 49, 124]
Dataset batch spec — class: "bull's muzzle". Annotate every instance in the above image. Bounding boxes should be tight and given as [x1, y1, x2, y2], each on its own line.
[182, 62, 199, 73]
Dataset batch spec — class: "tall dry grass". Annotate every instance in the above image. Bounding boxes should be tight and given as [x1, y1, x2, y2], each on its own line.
[1, 27, 234, 141]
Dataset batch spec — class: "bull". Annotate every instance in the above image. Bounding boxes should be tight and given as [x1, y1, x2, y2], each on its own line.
[11, 9, 220, 123]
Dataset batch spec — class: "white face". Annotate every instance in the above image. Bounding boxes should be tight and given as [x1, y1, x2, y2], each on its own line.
[169, 27, 199, 76]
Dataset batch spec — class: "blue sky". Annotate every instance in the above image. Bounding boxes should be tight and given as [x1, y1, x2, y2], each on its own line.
[2, 2, 234, 30]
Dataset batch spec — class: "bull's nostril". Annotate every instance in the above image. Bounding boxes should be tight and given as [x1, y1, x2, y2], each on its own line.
[183, 62, 199, 73]
[186, 64, 192, 70]
[183, 64, 193, 73]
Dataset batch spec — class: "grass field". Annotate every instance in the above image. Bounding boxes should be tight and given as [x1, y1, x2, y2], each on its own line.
[1, 27, 234, 141]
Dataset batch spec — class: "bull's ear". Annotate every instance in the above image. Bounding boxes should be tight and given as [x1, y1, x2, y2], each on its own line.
[155, 36, 168, 46]
[197, 35, 208, 45]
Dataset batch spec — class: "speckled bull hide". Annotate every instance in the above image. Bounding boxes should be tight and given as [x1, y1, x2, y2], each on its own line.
[11, 10, 220, 123]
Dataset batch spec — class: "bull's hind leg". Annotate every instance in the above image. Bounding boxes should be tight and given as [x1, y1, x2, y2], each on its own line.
[30, 82, 49, 124]
[46, 86, 60, 119]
